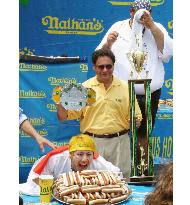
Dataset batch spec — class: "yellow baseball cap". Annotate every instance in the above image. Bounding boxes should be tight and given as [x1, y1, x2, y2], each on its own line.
[69, 134, 96, 152]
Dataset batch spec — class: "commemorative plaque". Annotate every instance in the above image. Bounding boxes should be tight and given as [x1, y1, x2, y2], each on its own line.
[52, 83, 96, 110]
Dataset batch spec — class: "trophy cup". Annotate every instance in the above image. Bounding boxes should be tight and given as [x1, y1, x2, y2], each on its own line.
[127, 49, 155, 184]
[127, 50, 147, 80]
[52, 83, 96, 110]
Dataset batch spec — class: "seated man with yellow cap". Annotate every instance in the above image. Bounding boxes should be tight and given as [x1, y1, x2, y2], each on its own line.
[19, 134, 121, 196]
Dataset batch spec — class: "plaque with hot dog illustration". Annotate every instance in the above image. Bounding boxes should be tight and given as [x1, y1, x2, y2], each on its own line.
[52, 83, 96, 110]
[52, 170, 131, 205]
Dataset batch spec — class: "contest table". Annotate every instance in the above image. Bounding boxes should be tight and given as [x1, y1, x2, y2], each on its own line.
[22, 185, 154, 205]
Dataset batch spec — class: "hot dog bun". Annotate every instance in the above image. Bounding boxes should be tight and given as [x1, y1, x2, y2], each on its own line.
[110, 194, 129, 204]
[60, 185, 79, 196]
[88, 199, 109, 205]
[81, 186, 101, 193]
[67, 198, 86, 205]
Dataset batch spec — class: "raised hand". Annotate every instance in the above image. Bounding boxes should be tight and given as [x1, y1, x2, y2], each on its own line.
[107, 31, 119, 47]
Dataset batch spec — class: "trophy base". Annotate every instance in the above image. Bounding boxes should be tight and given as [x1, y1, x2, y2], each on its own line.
[128, 79, 152, 84]
[128, 175, 156, 185]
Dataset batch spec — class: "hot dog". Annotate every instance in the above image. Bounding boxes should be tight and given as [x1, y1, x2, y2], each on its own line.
[110, 194, 129, 204]
[96, 172, 104, 186]
[109, 172, 117, 184]
[76, 171, 82, 185]
[72, 171, 78, 185]
[60, 185, 79, 196]
[81, 185, 101, 193]
[101, 187, 125, 193]
[88, 199, 109, 205]
[100, 171, 109, 185]
[60, 173, 69, 186]
[69, 172, 74, 185]
[100, 192, 107, 199]
[80, 170, 97, 175]
[100, 184, 120, 189]
[67, 198, 86, 205]
[66, 173, 72, 186]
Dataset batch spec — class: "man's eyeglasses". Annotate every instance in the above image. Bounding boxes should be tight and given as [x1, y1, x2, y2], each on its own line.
[96, 64, 113, 70]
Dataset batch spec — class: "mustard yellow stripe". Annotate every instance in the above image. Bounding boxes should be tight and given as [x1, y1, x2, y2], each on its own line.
[19, 97, 46, 98]
[108, 1, 165, 6]
[19, 69, 46, 72]
[45, 30, 104, 35]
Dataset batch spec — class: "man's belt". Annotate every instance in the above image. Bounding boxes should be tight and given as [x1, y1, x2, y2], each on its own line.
[84, 129, 129, 138]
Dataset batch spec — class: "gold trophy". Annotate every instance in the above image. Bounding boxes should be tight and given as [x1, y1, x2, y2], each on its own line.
[127, 49, 155, 184]
[127, 50, 147, 80]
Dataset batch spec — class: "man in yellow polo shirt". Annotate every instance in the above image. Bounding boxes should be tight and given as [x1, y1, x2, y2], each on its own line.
[57, 48, 142, 181]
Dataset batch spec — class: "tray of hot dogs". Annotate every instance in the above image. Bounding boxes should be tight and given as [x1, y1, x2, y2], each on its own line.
[52, 170, 131, 205]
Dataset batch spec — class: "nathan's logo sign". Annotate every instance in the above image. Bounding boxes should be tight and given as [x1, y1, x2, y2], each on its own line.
[38, 129, 48, 136]
[48, 76, 77, 86]
[47, 103, 57, 112]
[168, 20, 173, 30]
[19, 62, 47, 72]
[54, 141, 69, 146]
[80, 64, 88, 72]
[28, 117, 46, 126]
[108, 0, 164, 6]
[20, 128, 48, 137]
[19, 156, 40, 165]
[156, 113, 173, 120]
[42, 16, 104, 35]
[19, 89, 46, 98]
[165, 78, 173, 96]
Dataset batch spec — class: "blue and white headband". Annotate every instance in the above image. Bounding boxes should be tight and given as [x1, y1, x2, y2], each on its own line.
[131, 0, 151, 11]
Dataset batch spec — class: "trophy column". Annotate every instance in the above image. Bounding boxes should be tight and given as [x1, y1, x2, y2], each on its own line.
[128, 79, 155, 184]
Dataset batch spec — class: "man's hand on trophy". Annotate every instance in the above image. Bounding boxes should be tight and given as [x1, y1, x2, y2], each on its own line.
[107, 31, 119, 47]
[136, 116, 141, 128]
[52, 86, 63, 104]
[139, 11, 154, 29]
[128, 116, 141, 128]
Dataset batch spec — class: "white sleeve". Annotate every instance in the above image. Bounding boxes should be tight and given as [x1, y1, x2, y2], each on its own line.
[19, 107, 28, 127]
[156, 23, 173, 63]
[27, 157, 45, 181]
[26, 154, 57, 182]
[96, 21, 124, 50]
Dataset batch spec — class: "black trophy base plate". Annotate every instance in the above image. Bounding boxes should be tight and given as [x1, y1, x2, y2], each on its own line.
[128, 79, 152, 84]
[128, 175, 156, 185]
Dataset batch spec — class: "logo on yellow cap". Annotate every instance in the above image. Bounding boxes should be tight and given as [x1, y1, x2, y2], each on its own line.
[69, 134, 96, 152]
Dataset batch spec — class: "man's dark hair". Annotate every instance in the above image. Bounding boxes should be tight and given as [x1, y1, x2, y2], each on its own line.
[92, 48, 115, 65]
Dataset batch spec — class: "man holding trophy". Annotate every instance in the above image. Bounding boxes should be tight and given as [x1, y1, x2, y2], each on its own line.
[96, 0, 173, 182]
[56, 48, 142, 181]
